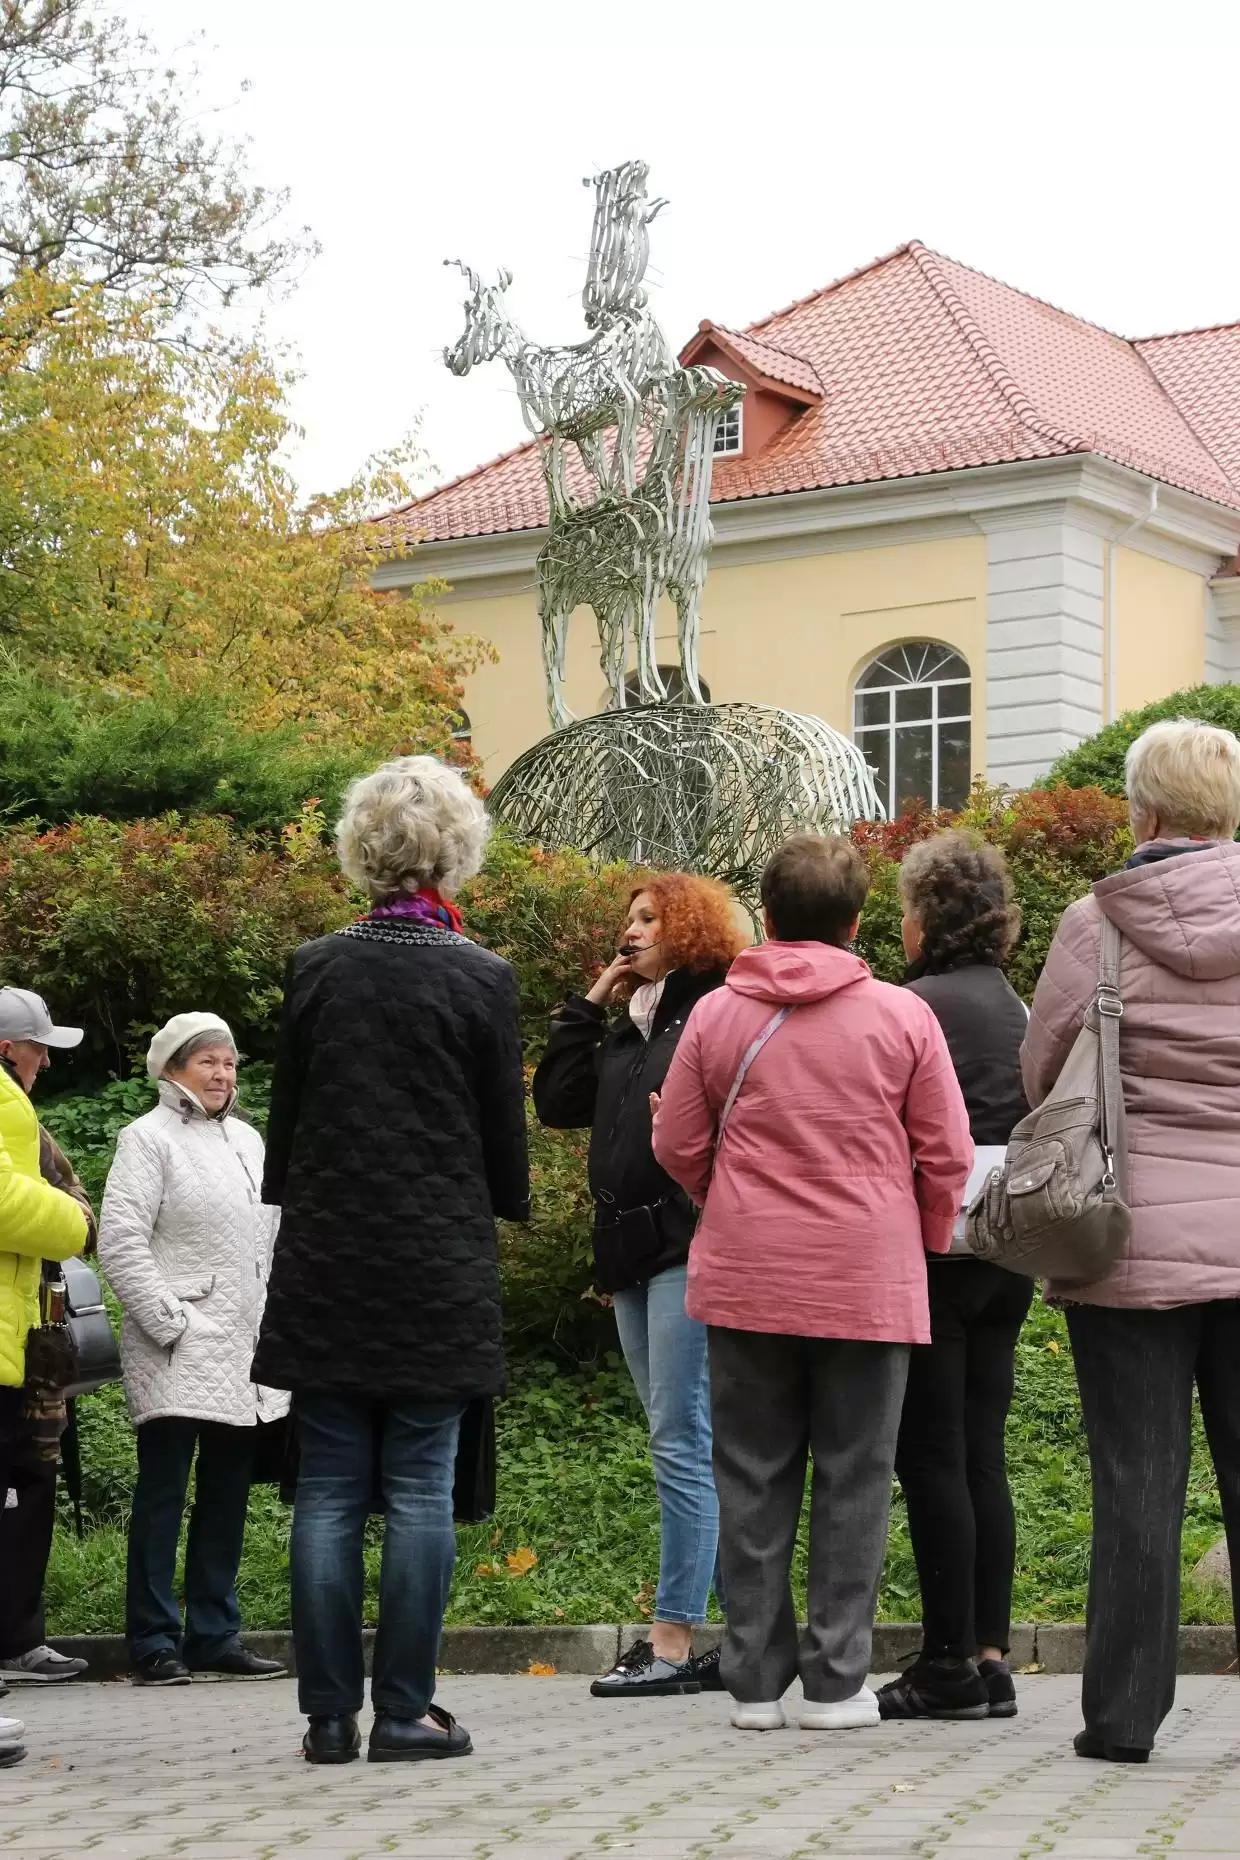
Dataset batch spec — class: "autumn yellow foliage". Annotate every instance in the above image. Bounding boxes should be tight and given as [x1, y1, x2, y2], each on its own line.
[0, 270, 487, 760]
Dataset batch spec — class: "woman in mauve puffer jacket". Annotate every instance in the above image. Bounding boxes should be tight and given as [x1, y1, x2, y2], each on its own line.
[1022, 719, 1240, 1767]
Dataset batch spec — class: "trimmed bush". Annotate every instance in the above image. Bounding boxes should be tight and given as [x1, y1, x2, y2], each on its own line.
[852, 783, 1131, 996]
[1045, 683, 1240, 799]
[0, 808, 353, 1078]
[0, 671, 369, 833]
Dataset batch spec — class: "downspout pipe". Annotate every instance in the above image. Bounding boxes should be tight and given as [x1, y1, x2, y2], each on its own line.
[1107, 485, 1158, 723]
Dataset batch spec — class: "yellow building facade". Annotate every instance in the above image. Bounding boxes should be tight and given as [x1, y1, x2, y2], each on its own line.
[377, 456, 1240, 804]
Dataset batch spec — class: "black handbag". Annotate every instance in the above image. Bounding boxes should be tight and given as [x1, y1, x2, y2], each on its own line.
[61, 1256, 121, 1400]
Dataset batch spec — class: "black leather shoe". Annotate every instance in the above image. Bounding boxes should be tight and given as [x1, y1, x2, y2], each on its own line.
[591, 1638, 701, 1699]
[368, 1705, 472, 1762]
[190, 1647, 288, 1681]
[303, 1714, 361, 1764]
[0, 1742, 26, 1769]
[1074, 1729, 1149, 1763]
[131, 1652, 191, 1687]
[691, 1646, 725, 1693]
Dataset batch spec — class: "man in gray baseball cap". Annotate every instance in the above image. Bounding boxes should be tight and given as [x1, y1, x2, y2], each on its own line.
[0, 991, 83, 1096]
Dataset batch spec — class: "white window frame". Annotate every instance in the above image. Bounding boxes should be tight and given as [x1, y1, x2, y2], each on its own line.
[852, 643, 971, 812]
[713, 403, 743, 457]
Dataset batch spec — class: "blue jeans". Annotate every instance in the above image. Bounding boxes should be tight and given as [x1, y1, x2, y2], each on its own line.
[290, 1392, 464, 1719]
[126, 1418, 256, 1665]
[613, 1264, 720, 1626]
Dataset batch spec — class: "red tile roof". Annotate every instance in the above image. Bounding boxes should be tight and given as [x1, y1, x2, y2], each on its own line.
[1135, 323, 1240, 494]
[388, 243, 1240, 544]
[684, 322, 824, 400]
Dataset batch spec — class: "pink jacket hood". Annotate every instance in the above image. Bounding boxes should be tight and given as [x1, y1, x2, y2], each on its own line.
[1093, 839, 1240, 982]
[725, 940, 872, 1005]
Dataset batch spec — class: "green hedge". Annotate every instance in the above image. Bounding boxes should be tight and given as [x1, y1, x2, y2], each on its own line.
[1045, 682, 1240, 798]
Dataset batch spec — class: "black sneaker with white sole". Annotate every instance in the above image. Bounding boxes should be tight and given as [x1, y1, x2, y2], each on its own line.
[590, 1638, 701, 1698]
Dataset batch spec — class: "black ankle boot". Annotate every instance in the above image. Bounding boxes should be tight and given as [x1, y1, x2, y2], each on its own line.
[303, 1713, 360, 1764]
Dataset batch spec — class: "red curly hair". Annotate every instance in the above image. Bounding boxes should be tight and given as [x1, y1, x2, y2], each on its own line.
[624, 871, 747, 977]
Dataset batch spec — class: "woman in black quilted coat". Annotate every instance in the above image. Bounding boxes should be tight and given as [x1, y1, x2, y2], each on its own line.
[253, 756, 528, 1768]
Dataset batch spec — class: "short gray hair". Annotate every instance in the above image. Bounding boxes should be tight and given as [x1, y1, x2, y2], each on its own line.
[1125, 718, 1240, 840]
[166, 1031, 237, 1075]
[335, 755, 489, 900]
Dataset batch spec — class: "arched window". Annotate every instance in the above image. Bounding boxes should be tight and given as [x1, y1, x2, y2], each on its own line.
[449, 708, 472, 749]
[622, 666, 712, 705]
[853, 643, 971, 813]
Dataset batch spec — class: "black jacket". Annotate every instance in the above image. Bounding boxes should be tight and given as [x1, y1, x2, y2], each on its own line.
[252, 918, 529, 1402]
[904, 961, 1030, 1145]
[532, 968, 725, 1293]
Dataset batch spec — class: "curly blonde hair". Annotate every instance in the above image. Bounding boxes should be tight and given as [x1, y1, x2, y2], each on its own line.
[335, 755, 489, 900]
[625, 871, 747, 978]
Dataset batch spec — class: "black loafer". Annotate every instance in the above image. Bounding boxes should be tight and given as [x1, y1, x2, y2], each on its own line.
[131, 1652, 191, 1687]
[691, 1645, 725, 1693]
[190, 1647, 288, 1681]
[303, 1714, 361, 1764]
[368, 1704, 472, 1762]
[590, 1638, 701, 1699]
[1074, 1729, 1149, 1763]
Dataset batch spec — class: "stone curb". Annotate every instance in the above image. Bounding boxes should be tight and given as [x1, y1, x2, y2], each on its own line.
[46, 1621, 1236, 1679]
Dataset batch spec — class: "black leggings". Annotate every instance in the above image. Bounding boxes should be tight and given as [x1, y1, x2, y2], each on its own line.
[894, 1259, 1032, 1659]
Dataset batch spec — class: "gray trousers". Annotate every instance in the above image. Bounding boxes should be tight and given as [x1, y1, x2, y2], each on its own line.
[1067, 1300, 1240, 1751]
[707, 1326, 909, 1703]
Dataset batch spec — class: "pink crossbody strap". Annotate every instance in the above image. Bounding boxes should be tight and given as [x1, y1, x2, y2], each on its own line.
[717, 1007, 792, 1142]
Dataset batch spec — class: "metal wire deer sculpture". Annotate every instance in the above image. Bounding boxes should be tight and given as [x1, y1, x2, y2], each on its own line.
[444, 159, 743, 729]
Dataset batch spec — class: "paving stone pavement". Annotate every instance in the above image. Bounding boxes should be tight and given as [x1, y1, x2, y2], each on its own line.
[2, 1674, 1239, 1859]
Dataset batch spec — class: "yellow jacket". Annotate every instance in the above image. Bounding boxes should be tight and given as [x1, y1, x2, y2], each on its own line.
[0, 1066, 88, 1387]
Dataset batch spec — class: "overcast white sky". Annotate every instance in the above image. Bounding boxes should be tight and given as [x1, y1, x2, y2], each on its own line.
[133, 0, 1240, 504]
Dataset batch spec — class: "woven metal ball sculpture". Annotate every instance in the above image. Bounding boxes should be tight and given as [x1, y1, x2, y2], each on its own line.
[489, 703, 882, 896]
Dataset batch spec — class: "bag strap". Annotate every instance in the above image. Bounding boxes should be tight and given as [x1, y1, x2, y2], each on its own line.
[717, 1007, 791, 1142]
[1095, 914, 1124, 1188]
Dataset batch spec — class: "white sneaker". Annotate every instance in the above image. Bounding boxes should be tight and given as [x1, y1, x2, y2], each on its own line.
[730, 1699, 786, 1731]
[799, 1686, 881, 1730]
[0, 1716, 25, 1740]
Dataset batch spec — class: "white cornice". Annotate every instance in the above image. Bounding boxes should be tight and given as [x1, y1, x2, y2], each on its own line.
[375, 455, 1240, 601]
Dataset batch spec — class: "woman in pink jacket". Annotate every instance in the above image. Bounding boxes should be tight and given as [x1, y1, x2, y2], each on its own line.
[653, 833, 972, 1732]
[1022, 718, 1240, 1767]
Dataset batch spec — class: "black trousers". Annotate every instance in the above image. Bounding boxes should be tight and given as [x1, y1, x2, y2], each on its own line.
[1067, 1300, 1240, 1751]
[0, 1386, 57, 1660]
[894, 1260, 1032, 1660]
[126, 1417, 257, 1666]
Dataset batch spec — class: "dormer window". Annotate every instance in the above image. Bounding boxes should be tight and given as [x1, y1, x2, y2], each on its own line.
[713, 404, 743, 456]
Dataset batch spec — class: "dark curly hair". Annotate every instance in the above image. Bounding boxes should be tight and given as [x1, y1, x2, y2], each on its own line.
[898, 831, 1020, 972]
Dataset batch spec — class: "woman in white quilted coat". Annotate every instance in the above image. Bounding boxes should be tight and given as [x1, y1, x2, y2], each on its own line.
[98, 1012, 289, 1688]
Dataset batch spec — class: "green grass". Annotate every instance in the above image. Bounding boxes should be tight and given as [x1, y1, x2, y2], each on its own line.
[44, 1298, 1231, 1636]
